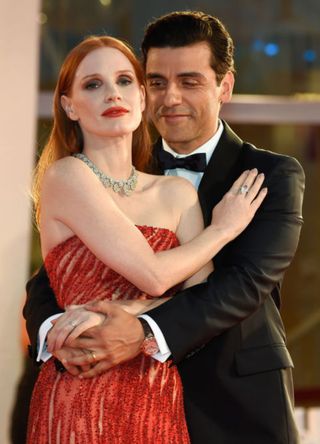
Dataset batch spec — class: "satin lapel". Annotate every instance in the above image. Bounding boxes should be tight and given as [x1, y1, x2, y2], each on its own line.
[151, 139, 165, 175]
[198, 121, 245, 226]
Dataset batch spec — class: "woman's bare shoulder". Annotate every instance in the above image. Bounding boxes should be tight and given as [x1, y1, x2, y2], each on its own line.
[44, 156, 84, 179]
[42, 156, 95, 191]
[141, 173, 198, 208]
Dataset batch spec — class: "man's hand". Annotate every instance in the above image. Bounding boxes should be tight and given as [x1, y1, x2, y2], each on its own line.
[53, 346, 92, 376]
[64, 301, 144, 378]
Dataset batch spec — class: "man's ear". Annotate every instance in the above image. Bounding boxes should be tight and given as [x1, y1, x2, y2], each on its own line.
[219, 71, 235, 104]
[140, 85, 146, 113]
[61, 95, 78, 120]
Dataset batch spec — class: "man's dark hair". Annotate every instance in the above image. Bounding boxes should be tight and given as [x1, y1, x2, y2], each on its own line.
[141, 11, 235, 84]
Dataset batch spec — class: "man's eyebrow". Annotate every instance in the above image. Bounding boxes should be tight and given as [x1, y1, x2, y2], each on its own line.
[146, 73, 165, 79]
[177, 72, 205, 79]
[146, 72, 205, 79]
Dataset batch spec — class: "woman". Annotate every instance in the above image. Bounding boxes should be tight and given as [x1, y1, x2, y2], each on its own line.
[27, 36, 266, 443]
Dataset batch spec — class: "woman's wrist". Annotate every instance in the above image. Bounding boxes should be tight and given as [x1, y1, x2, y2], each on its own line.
[207, 223, 234, 246]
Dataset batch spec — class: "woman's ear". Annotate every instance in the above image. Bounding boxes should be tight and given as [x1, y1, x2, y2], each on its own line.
[218, 71, 235, 105]
[61, 95, 78, 120]
[140, 85, 146, 113]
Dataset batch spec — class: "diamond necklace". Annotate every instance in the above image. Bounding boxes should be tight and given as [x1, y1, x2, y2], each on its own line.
[72, 153, 138, 196]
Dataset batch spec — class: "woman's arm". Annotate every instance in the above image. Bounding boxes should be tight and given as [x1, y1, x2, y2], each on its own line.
[174, 179, 214, 289]
[41, 158, 266, 297]
[45, 173, 212, 352]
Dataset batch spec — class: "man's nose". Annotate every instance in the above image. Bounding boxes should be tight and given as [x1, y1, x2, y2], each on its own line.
[162, 84, 182, 107]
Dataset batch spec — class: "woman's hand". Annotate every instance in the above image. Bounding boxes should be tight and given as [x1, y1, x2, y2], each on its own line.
[211, 169, 267, 240]
[47, 305, 105, 353]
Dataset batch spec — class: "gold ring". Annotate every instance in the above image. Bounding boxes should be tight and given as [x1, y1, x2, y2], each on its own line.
[89, 350, 97, 362]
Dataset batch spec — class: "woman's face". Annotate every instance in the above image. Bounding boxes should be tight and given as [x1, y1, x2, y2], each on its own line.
[62, 47, 145, 141]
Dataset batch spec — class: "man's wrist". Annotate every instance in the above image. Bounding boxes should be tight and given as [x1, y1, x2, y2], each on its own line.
[138, 318, 160, 356]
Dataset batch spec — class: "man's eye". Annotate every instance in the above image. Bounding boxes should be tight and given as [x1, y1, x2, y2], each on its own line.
[118, 76, 133, 86]
[148, 79, 166, 89]
[182, 80, 199, 87]
[84, 80, 101, 90]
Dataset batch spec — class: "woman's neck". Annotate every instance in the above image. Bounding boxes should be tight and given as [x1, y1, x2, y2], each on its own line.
[82, 133, 133, 179]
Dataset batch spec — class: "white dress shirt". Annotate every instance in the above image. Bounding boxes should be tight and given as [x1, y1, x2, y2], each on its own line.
[37, 121, 224, 363]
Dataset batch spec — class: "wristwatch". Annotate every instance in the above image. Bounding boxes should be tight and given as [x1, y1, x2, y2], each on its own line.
[138, 318, 159, 356]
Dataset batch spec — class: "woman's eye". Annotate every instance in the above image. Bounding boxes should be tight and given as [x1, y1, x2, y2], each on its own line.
[118, 76, 133, 86]
[84, 80, 101, 90]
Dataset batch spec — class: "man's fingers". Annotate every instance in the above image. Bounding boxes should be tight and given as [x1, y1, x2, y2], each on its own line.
[60, 361, 81, 376]
[79, 364, 92, 372]
[54, 347, 98, 375]
[68, 335, 97, 349]
[79, 360, 112, 379]
[53, 347, 87, 376]
[64, 349, 101, 367]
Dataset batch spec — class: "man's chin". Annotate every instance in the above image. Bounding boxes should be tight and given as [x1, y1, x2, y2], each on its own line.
[159, 128, 191, 142]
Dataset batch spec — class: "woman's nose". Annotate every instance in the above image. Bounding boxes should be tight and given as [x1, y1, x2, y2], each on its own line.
[105, 85, 122, 102]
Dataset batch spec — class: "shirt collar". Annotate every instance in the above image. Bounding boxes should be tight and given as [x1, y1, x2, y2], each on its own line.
[162, 119, 224, 165]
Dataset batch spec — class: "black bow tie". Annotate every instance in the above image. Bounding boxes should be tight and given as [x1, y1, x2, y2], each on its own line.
[157, 149, 207, 172]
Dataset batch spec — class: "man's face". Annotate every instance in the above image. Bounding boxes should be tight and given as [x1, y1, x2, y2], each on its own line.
[146, 42, 234, 154]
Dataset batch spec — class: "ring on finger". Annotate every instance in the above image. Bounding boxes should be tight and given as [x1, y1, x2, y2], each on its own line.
[238, 184, 249, 195]
[70, 320, 78, 328]
[89, 350, 97, 362]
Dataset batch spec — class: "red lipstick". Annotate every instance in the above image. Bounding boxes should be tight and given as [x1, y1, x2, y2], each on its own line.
[102, 107, 129, 117]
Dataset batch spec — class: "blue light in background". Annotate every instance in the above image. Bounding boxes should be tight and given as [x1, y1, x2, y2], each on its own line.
[252, 39, 264, 52]
[264, 43, 279, 57]
[303, 49, 317, 62]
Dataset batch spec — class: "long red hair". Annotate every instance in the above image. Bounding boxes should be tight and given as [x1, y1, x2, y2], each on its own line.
[33, 35, 151, 224]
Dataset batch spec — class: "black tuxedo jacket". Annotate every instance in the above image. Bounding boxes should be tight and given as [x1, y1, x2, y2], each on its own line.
[24, 122, 305, 443]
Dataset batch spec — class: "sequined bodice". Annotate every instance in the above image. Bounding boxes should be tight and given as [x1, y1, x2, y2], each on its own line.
[44, 225, 179, 308]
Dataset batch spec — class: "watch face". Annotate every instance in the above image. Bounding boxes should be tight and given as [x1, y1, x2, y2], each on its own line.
[142, 337, 159, 356]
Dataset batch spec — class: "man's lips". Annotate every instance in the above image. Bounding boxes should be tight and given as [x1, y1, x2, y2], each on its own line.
[160, 114, 190, 122]
[102, 107, 129, 117]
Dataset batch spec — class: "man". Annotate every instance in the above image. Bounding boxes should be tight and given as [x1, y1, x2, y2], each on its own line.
[24, 11, 304, 443]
